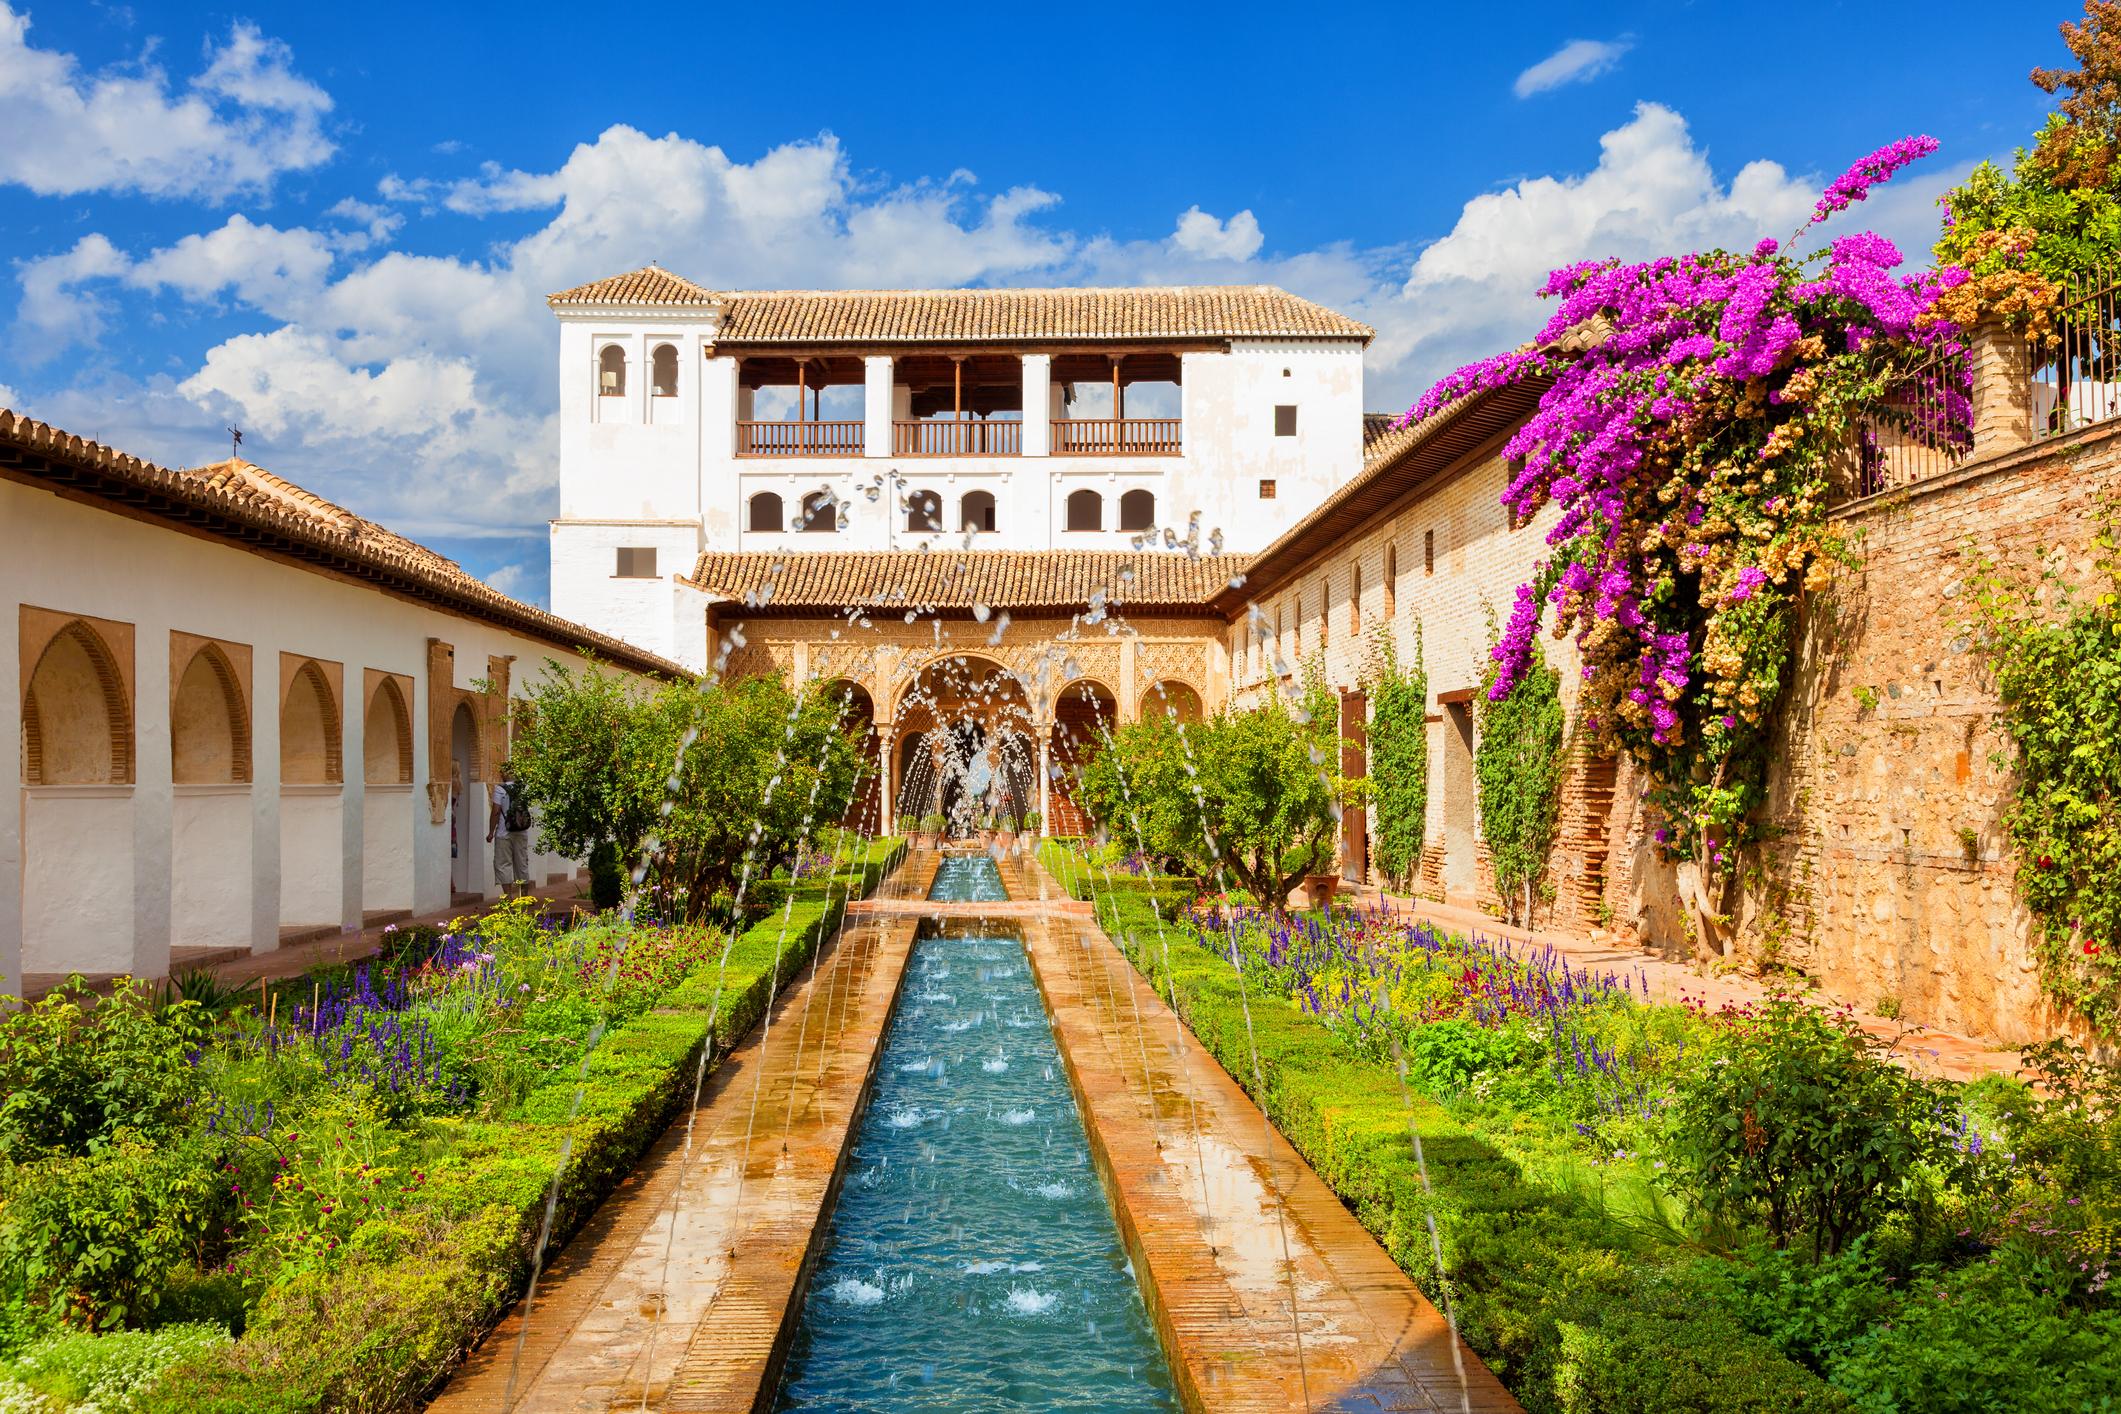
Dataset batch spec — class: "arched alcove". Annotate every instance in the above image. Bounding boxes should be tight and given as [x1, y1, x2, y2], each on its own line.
[1065, 489, 1103, 532]
[172, 642, 249, 784]
[597, 344, 626, 397]
[748, 491, 784, 532]
[23, 619, 130, 785]
[961, 490, 997, 534]
[281, 660, 341, 784]
[907, 489, 943, 533]
[1144, 679, 1203, 724]
[651, 343, 678, 397]
[364, 677, 413, 785]
[1118, 488, 1155, 532]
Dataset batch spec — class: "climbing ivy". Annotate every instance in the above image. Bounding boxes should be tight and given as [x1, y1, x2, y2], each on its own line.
[1476, 639, 1567, 926]
[1367, 626, 1429, 888]
[1967, 504, 2121, 1036]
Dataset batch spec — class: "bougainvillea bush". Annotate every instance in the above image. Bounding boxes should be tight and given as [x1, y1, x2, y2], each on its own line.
[1403, 137, 1987, 945]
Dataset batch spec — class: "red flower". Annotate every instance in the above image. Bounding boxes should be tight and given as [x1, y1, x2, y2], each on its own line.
[2038, 855, 2055, 871]
[2085, 941, 2103, 956]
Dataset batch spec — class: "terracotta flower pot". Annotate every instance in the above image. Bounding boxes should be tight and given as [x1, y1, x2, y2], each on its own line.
[1304, 873, 1341, 907]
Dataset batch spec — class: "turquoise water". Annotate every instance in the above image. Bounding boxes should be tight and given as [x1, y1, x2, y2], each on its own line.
[927, 853, 1011, 903]
[770, 858, 1178, 1411]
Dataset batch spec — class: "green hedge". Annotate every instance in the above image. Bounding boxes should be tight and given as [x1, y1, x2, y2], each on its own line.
[143, 840, 904, 1414]
[1038, 842, 1841, 1414]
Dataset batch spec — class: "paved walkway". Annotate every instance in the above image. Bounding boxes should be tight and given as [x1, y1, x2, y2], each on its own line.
[1012, 858, 1520, 1414]
[432, 856, 937, 1413]
[1328, 888, 2024, 1084]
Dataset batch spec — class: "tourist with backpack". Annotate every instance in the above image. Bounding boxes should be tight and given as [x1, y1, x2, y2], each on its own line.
[487, 761, 535, 898]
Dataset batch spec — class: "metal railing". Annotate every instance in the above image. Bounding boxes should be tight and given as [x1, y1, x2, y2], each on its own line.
[735, 420, 863, 456]
[892, 419, 1021, 457]
[2032, 268, 2121, 441]
[1848, 346, 1971, 499]
[1052, 417, 1183, 455]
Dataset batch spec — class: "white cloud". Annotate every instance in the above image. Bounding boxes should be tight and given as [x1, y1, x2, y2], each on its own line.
[1513, 38, 1632, 99]
[1170, 207, 1264, 262]
[15, 234, 131, 351]
[0, 6, 331, 199]
[482, 562, 534, 599]
[0, 382, 22, 411]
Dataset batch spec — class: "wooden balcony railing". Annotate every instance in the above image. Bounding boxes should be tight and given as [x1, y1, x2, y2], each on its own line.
[1052, 418, 1182, 455]
[892, 419, 1021, 457]
[736, 420, 864, 456]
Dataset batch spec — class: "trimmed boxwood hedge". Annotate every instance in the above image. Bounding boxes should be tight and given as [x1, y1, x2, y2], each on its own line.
[1037, 842, 1842, 1414]
[141, 840, 903, 1414]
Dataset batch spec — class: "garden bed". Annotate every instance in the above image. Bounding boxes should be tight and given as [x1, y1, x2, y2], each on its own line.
[0, 837, 902, 1414]
[1038, 841, 2121, 1414]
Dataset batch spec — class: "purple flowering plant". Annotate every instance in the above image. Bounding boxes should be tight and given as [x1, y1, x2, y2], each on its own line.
[1401, 135, 1990, 942]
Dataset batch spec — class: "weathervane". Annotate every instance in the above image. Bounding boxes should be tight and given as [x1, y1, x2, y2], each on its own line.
[227, 426, 244, 459]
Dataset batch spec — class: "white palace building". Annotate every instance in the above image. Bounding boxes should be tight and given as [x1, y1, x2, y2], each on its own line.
[546, 267, 1374, 669]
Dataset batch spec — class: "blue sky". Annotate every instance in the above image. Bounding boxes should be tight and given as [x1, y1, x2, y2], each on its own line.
[0, 1, 2066, 605]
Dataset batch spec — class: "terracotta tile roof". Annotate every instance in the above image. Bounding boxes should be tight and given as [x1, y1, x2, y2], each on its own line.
[1363, 412, 1405, 452]
[549, 267, 1373, 345]
[688, 551, 1249, 614]
[0, 411, 689, 679]
[547, 264, 720, 307]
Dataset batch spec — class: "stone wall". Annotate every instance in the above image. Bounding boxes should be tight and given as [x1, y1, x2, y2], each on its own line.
[1730, 424, 2121, 1044]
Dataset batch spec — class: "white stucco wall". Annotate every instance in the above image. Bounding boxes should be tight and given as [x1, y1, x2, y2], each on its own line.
[173, 789, 250, 953]
[21, 791, 133, 975]
[362, 786, 415, 913]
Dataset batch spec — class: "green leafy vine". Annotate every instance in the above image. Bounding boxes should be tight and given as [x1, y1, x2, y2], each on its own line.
[1475, 636, 1567, 926]
[1965, 501, 2121, 1035]
[1367, 625, 1429, 888]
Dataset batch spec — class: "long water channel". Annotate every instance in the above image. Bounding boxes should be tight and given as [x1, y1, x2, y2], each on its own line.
[772, 853, 1180, 1411]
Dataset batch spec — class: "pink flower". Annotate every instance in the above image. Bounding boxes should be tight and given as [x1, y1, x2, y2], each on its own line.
[1812, 136, 1940, 224]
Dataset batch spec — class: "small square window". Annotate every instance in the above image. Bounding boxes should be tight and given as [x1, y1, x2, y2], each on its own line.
[1259, 479, 1277, 500]
[615, 546, 658, 579]
[1273, 404, 1298, 437]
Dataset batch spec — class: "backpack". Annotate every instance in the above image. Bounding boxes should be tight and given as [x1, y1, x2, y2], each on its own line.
[503, 780, 533, 834]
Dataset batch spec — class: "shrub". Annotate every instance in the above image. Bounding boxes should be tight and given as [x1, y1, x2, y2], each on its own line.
[0, 980, 211, 1159]
[1662, 993, 1947, 1258]
[0, 1132, 230, 1330]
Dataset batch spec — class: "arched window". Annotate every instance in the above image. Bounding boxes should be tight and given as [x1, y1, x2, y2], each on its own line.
[1065, 489, 1103, 532]
[907, 489, 943, 533]
[172, 642, 249, 785]
[961, 490, 997, 534]
[1118, 488, 1155, 532]
[281, 660, 342, 785]
[748, 491, 784, 532]
[800, 491, 839, 533]
[598, 344, 626, 397]
[364, 678, 413, 785]
[23, 620, 131, 785]
[1385, 543, 1398, 618]
[651, 343, 678, 397]
[1350, 564, 1362, 636]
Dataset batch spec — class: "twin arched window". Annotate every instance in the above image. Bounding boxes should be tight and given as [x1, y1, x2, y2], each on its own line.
[1119, 488, 1155, 532]
[651, 344, 678, 397]
[598, 345, 626, 397]
[1065, 489, 1103, 532]
[961, 490, 997, 534]
[907, 489, 943, 533]
[747, 490, 841, 533]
